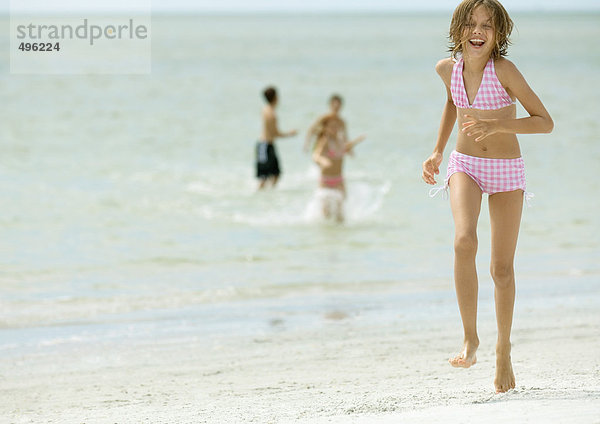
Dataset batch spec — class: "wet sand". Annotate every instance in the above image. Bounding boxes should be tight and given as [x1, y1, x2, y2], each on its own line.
[2, 278, 599, 423]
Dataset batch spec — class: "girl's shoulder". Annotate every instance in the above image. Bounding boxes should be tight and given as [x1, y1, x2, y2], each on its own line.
[435, 57, 455, 76]
[317, 113, 333, 126]
[435, 57, 455, 86]
[320, 113, 335, 124]
[494, 57, 520, 82]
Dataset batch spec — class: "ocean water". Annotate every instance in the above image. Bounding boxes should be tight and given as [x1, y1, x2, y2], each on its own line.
[1, 13, 599, 354]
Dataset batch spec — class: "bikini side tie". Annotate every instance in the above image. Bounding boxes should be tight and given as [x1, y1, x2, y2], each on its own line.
[429, 185, 449, 200]
[524, 191, 535, 208]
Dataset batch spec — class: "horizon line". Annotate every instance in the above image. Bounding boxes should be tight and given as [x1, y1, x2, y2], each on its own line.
[6, 8, 600, 16]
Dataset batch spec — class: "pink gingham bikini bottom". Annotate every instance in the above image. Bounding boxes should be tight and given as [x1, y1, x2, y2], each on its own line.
[429, 150, 534, 204]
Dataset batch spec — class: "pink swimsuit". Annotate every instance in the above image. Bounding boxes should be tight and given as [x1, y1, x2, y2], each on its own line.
[451, 57, 514, 110]
[321, 138, 345, 188]
[430, 57, 532, 204]
[321, 175, 344, 188]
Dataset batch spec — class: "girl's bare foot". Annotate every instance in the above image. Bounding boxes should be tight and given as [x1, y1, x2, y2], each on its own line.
[495, 344, 516, 393]
[449, 338, 479, 368]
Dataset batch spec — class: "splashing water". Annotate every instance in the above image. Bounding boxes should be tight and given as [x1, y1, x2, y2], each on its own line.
[304, 180, 391, 225]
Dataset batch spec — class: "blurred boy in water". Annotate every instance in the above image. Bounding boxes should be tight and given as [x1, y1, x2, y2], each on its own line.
[256, 86, 297, 189]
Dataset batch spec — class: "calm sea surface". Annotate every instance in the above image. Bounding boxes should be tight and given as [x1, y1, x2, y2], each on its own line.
[1, 13, 599, 353]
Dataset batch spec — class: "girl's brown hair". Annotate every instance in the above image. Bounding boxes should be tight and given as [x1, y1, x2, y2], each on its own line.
[448, 0, 513, 60]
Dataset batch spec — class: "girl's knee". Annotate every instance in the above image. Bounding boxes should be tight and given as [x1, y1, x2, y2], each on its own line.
[490, 263, 514, 288]
[454, 233, 478, 257]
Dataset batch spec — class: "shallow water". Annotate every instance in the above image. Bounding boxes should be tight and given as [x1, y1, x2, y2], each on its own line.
[0, 13, 599, 352]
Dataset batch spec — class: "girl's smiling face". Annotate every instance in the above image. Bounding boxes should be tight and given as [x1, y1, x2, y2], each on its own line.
[463, 6, 495, 59]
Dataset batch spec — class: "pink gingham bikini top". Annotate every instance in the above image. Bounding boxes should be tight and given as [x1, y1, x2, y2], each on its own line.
[451, 57, 515, 110]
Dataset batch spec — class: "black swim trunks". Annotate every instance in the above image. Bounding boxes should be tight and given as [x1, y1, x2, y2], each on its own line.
[256, 141, 280, 179]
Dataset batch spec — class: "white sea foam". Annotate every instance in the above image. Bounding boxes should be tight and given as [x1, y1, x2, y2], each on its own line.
[304, 181, 391, 224]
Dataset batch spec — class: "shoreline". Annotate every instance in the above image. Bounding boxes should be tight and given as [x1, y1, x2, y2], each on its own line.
[2, 275, 598, 423]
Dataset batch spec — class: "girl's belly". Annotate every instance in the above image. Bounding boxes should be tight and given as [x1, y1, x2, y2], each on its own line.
[320, 159, 343, 176]
[455, 105, 521, 159]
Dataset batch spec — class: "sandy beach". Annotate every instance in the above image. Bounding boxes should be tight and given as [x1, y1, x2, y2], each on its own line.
[3, 274, 599, 423]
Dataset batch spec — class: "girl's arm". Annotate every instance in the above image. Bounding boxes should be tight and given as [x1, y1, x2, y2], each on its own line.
[304, 116, 325, 152]
[432, 90, 458, 154]
[345, 134, 366, 155]
[312, 135, 332, 169]
[462, 60, 554, 142]
[341, 120, 366, 155]
[423, 59, 457, 185]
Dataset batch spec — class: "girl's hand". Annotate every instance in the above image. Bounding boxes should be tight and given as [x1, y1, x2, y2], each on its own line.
[314, 155, 332, 170]
[344, 134, 367, 156]
[462, 115, 499, 142]
[353, 134, 367, 145]
[422, 152, 443, 185]
[345, 134, 367, 156]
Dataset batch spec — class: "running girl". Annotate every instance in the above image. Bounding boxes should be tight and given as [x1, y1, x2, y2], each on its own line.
[422, 0, 553, 393]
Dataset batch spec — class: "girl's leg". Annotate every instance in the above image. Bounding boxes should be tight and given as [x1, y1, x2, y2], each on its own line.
[322, 196, 331, 219]
[336, 183, 346, 223]
[488, 190, 522, 393]
[448, 173, 483, 368]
